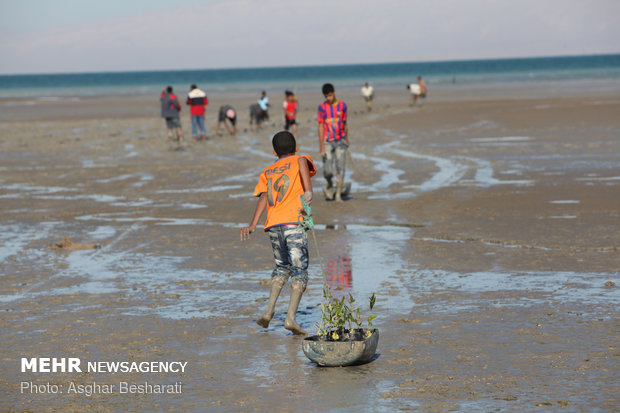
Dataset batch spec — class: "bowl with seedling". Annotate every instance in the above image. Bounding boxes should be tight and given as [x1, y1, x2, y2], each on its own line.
[302, 288, 379, 367]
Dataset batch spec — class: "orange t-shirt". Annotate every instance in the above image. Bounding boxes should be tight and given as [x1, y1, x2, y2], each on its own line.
[254, 155, 316, 230]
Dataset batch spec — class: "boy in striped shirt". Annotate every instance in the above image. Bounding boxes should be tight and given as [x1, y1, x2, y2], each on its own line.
[317, 83, 349, 201]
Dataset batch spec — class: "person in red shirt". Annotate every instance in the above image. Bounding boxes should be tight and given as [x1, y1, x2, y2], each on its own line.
[317, 83, 349, 201]
[240, 131, 316, 335]
[186, 84, 208, 141]
[283, 90, 298, 138]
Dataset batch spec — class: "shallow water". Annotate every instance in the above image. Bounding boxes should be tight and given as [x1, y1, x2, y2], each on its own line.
[2, 219, 616, 323]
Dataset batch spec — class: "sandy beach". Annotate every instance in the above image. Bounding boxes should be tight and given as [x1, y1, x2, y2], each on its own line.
[1, 85, 619, 412]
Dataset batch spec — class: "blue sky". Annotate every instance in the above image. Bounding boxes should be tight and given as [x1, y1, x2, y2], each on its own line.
[0, 0, 618, 74]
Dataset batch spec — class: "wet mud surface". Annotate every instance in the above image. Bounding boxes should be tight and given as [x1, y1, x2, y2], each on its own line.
[1, 89, 619, 411]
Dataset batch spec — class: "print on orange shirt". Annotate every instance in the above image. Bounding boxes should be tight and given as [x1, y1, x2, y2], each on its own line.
[253, 155, 316, 230]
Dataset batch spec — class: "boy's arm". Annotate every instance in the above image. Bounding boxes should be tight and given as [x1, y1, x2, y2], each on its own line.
[240, 192, 268, 240]
[298, 157, 313, 204]
[317, 124, 325, 157]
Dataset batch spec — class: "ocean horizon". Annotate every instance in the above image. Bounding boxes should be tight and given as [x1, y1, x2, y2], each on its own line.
[1, 54, 619, 99]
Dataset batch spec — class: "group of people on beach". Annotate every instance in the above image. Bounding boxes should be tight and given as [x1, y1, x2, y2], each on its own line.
[160, 75, 427, 143]
[159, 86, 294, 143]
[160, 85, 238, 143]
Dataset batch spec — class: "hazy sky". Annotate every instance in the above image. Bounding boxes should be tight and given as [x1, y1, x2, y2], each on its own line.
[1, 0, 618, 74]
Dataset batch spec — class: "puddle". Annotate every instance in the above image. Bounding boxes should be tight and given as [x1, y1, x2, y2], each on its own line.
[179, 203, 207, 209]
[469, 136, 534, 143]
[410, 269, 618, 316]
[87, 226, 118, 239]
[0, 183, 78, 196]
[550, 200, 580, 204]
[459, 156, 533, 187]
[576, 175, 620, 183]
[414, 236, 554, 252]
[0, 221, 59, 263]
[95, 173, 153, 187]
[124, 144, 138, 157]
[76, 214, 226, 227]
[363, 132, 534, 199]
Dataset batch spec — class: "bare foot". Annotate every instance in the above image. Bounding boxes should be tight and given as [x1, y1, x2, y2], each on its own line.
[284, 319, 307, 336]
[256, 314, 272, 328]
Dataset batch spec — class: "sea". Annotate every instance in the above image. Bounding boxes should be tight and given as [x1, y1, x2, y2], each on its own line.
[0, 54, 619, 99]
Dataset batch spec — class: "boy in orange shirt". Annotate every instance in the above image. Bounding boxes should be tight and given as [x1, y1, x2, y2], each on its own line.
[240, 131, 316, 335]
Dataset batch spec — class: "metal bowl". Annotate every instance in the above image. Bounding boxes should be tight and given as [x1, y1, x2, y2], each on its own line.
[302, 329, 379, 367]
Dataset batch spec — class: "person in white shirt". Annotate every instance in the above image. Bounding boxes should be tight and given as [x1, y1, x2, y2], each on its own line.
[361, 82, 374, 112]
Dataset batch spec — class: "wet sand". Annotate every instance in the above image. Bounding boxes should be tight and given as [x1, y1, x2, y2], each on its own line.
[1, 86, 619, 412]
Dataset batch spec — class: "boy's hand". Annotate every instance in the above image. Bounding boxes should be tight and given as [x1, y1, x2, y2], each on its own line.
[240, 226, 255, 241]
[303, 191, 313, 205]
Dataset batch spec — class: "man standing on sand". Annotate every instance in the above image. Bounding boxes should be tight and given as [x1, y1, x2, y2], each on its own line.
[186, 84, 208, 141]
[317, 83, 349, 202]
[361, 82, 374, 112]
[160, 86, 183, 142]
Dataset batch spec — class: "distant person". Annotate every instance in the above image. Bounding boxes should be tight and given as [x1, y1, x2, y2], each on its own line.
[186, 84, 208, 141]
[283, 90, 298, 138]
[249, 91, 270, 130]
[258, 90, 270, 120]
[317, 83, 349, 202]
[361, 82, 374, 112]
[408, 76, 427, 105]
[240, 131, 316, 336]
[418, 76, 427, 98]
[215, 105, 237, 136]
[160, 86, 183, 142]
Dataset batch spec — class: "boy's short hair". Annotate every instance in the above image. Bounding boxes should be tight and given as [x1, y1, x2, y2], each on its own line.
[285, 90, 293, 97]
[167, 86, 173, 93]
[322, 83, 335, 95]
[272, 131, 296, 156]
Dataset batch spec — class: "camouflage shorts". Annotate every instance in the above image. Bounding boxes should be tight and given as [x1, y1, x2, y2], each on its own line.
[323, 140, 348, 181]
[268, 224, 309, 287]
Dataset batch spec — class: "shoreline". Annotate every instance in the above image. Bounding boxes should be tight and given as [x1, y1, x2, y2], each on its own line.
[2, 80, 620, 123]
[2, 76, 620, 101]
